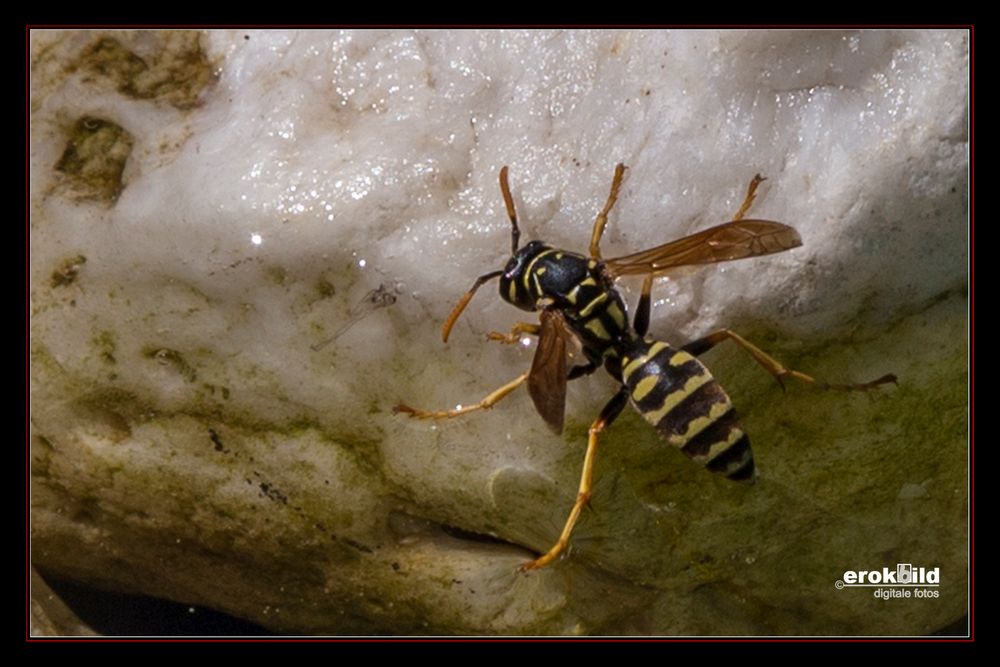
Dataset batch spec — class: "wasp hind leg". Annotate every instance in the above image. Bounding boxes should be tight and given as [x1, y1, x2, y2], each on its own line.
[393, 372, 529, 420]
[520, 388, 629, 572]
[633, 274, 656, 337]
[682, 329, 897, 391]
[588, 163, 627, 259]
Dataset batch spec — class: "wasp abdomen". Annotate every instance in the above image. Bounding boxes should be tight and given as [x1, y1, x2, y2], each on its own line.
[621, 339, 756, 483]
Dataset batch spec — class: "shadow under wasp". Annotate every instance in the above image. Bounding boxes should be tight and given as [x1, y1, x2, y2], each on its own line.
[394, 164, 896, 572]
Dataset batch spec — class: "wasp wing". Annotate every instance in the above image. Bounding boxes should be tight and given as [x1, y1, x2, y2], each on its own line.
[604, 219, 802, 277]
[528, 308, 572, 434]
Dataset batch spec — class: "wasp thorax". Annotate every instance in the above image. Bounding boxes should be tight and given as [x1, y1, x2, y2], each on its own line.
[499, 240, 551, 311]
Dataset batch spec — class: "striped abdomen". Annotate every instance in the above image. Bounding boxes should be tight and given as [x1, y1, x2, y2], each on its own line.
[620, 339, 756, 482]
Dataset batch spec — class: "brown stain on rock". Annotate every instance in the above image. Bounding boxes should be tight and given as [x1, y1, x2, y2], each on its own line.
[55, 117, 133, 204]
[76, 32, 216, 110]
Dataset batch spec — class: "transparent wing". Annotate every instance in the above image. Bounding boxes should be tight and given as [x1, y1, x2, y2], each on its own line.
[604, 220, 802, 277]
[528, 309, 571, 434]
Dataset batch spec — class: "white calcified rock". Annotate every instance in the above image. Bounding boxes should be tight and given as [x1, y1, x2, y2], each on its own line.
[30, 29, 968, 635]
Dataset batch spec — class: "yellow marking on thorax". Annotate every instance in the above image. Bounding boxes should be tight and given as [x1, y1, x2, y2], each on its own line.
[508, 280, 518, 303]
[523, 249, 557, 290]
[579, 292, 609, 317]
[664, 397, 733, 447]
[605, 301, 626, 329]
[568, 274, 606, 312]
[584, 318, 611, 340]
[643, 373, 716, 429]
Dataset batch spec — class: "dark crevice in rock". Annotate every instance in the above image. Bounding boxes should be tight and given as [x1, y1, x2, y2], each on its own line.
[388, 509, 536, 555]
[36, 570, 271, 636]
[439, 523, 526, 549]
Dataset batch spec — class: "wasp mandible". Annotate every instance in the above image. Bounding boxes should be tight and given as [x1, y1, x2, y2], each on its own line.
[394, 165, 896, 572]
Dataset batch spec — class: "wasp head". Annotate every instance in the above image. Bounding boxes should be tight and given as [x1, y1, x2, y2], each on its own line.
[498, 240, 550, 311]
[440, 166, 544, 342]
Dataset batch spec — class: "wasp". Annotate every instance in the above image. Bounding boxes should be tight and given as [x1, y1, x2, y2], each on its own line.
[394, 165, 896, 571]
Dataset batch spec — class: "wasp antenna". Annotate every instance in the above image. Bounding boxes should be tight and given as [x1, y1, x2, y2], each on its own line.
[499, 166, 521, 255]
[441, 270, 504, 343]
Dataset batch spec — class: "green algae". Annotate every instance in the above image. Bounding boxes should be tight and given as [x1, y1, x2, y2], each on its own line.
[50, 255, 87, 288]
[75, 32, 215, 110]
[55, 117, 133, 204]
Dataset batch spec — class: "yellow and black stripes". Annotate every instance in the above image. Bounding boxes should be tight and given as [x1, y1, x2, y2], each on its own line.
[539, 257, 627, 352]
[568, 288, 627, 350]
[621, 339, 755, 483]
[501, 243, 629, 364]
[497, 240, 755, 483]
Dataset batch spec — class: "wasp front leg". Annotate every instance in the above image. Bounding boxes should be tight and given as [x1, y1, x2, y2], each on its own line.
[682, 329, 897, 392]
[486, 322, 541, 345]
[393, 372, 529, 420]
[487, 324, 598, 382]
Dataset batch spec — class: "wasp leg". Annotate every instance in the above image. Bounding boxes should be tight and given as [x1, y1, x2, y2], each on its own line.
[732, 173, 766, 222]
[487, 324, 598, 382]
[633, 274, 656, 337]
[486, 322, 541, 345]
[394, 372, 529, 420]
[682, 329, 897, 391]
[588, 163, 627, 260]
[520, 388, 629, 572]
[568, 361, 599, 380]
